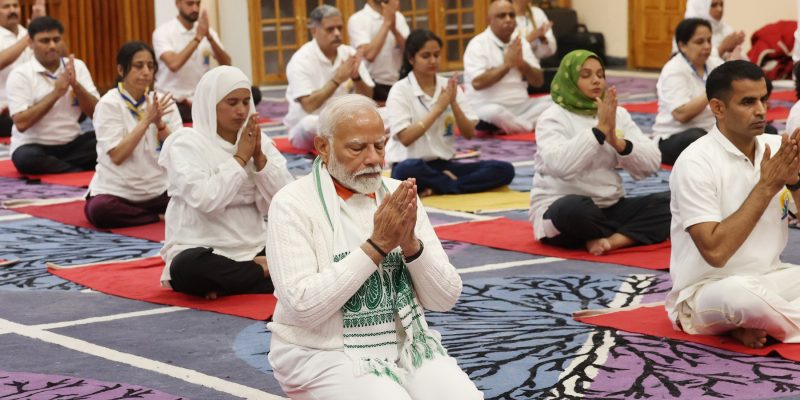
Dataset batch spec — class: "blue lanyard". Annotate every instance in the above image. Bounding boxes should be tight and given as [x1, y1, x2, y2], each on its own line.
[682, 53, 708, 83]
[40, 57, 66, 81]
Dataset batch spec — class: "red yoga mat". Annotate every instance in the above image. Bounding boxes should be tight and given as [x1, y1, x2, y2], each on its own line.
[473, 131, 536, 142]
[13, 199, 165, 242]
[273, 136, 313, 155]
[772, 90, 797, 103]
[621, 100, 658, 114]
[574, 303, 800, 362]
[434, 217, 670, 270]
[767, 106, 790, 121]
[0, 159, 94, 187]
[49, 257, 276, 320]
[0, 137, 9, 145]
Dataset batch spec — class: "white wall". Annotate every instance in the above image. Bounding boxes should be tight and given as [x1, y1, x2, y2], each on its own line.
[571, 0, 628, 58]
[571, 0, 798, 59]
[153, 0, 253, 80]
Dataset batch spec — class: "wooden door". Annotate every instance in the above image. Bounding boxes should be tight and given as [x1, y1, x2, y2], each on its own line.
[628, 0, 686, 69]
[433, 0, 487, 71]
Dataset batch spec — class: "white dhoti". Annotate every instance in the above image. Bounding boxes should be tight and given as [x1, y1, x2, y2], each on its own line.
[269, 336, 484, 400]
[681, 266, 800, 342]
[472, 96, 552, 133]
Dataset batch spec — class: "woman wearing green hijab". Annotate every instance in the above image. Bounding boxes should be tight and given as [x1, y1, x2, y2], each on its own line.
[529, 50, 670, 256]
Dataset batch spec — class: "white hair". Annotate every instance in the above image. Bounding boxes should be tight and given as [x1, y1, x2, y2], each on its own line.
[317, 94, 379, 140]
[309, 5, 341, 28]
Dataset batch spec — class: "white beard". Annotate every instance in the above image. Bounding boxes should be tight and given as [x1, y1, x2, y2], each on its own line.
[326, 153, 383, 194]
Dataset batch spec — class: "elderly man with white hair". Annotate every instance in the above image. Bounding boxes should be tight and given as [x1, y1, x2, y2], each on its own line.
[266, 94, 482, 399]
[283, 4, 375, 151]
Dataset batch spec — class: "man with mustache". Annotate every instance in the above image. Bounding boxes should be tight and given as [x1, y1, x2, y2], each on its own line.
[152, 0, 230, 123]
[7, 16, 99, 174]
[266, 94, 482, 399]
[668, 60, 800, 349]
[0, 0, 45, 137]
[283, 5, 375, 152]
[463, 0, 549, 134]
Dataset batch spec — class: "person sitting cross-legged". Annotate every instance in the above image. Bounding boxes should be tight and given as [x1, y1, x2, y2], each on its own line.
[386, 29, 514, 196]
[530, 50, 670, 256]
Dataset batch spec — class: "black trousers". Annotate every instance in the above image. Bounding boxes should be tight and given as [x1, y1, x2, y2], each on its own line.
[11, 132, 97, 174]
[658, 127, 707, 166]
[169, 247, 273, 297]
[372, 83, 393, 103]
[0, 110, 11, 137]
[540, 192, 671, 249]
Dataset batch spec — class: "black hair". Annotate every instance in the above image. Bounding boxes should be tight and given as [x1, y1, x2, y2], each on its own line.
[674, 18, 712, 48]
[27, 16, 63, 39]
[398, 29, 442, 79]
[116, 41, 157, 82]
[706, 60, 766, 102]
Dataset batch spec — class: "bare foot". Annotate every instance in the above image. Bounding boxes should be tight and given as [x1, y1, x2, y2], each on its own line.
[419, 188, 435, 197]
[158, 214, 165, 221]
[254, 256, 270, 278]
[730, 327, 768, 348]
[442, 170, 458, 181]
[586, 238, 612, 255]
[204, 291, 218, 300]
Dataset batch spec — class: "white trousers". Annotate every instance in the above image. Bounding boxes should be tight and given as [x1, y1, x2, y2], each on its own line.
[472, 96, 552, 133]
[686, 266, 800, 342]
[268, 337, 484, 400]
[288, 115, 319, 152]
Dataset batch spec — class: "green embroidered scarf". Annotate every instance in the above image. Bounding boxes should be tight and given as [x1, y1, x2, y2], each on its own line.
[313, 157, 445, 384]
[550, 49, 604, 116]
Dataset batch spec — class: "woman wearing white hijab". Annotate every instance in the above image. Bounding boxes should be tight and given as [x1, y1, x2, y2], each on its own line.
[158, 66, 294, 299]
[683, 0, 744, 59]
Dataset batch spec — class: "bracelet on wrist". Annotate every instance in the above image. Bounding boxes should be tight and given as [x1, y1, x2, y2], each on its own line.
[366, 238, 388, 259]
[786, 174, 800, 192]
[233, 154, 247, 166]
[331, 78, 342, 86]
[403, 239, 424, 263]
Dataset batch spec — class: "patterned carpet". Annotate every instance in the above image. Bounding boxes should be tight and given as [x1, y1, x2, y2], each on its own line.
[2, 71, 800, 399]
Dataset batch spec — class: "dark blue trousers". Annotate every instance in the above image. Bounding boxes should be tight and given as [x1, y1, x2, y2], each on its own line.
[391, 158, 515, 195]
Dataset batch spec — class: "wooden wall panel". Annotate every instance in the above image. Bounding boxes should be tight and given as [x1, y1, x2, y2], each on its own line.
[18, 0, 156, 94]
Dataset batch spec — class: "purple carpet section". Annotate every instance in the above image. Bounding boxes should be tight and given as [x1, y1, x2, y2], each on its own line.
[0, 177, 86, 202]
[0, 370, 184, 399]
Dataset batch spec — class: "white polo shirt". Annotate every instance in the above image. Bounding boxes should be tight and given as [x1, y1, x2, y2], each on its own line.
[666, 126, 790, 327]
[0, 25, 31, 111]
[786, 100, 800, 134]
[385, 72, 477, 164]
[283, 40, 374, 128]
[7, 57, 99, 154]
[347, 4, 410, 86]
[515, 5, 557, 60]
[88, 89, 183, 202]
[651, 54, 723, 139]
[152, 18, 223, 101]
[463, 27, 540, 108]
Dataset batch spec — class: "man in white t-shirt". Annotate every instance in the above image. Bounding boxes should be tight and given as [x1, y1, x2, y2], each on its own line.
[463, 0, 549, 134]
[8, 16, 99, 174]
[152, 0, 230, 123]
[668, 60, 800, 349]
[347, 0, 409, 102]
[283, 5, 375, 152]
[0, 0, 44, 137]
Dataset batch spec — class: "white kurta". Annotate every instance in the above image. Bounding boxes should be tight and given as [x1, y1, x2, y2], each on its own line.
[529, 103, 661, 240]
[463, 28, 551, 132]
[0, 25, 31, 110]
[667, 126, 800, 341]
[152, 18, 223, 101]
[515, 5, 557, 60]
[88, 89, 183, 202]
[158, 128, 294, 285]
[651, 54, 723, 140]
[385, 72, 477, 164]
[7, 57, 100, 154]
[347, 4, 410, 86]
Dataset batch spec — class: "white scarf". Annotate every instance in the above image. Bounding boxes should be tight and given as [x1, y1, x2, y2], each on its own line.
[312, 157, 445, 383]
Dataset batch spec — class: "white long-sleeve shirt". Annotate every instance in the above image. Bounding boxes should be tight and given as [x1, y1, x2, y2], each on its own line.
[158, 128, 294, 285]
[529, 103, 661, 240]
[266, 173, 462, 350]
[515, 5, 557, 60]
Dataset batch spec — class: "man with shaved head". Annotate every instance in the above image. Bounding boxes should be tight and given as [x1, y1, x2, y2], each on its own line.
[266, 94, 482, 399]
[463, 0, 550, 134]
